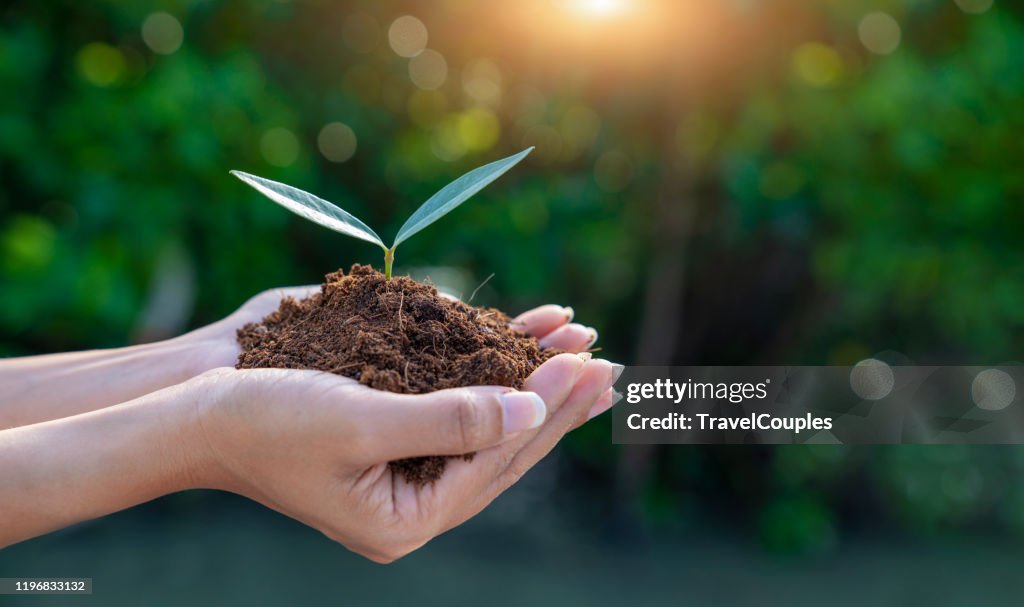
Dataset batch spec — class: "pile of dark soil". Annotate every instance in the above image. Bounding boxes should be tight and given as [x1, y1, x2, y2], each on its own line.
[236, 264, 555, 485]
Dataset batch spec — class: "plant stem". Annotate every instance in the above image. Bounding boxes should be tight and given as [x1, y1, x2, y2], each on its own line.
[384, 247, 395, 281]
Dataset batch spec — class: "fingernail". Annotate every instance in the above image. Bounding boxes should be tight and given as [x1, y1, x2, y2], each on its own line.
[577, 352, 593, 361]
[610, 363, 625, 384]
[563, 306, 575, 322]
[587, 390, 621, 420]
[586, 327, 599, 347]
[501, 391, 546, 435]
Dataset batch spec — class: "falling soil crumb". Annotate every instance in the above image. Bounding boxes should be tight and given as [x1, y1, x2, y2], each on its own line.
[236, 264, 556, 485]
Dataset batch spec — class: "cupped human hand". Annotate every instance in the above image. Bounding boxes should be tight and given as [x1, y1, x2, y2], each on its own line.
[186, 353, 615, 563]
[174, 285, 321, 371]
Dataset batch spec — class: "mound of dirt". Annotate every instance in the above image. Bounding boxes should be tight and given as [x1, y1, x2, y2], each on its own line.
[236, 264, 555, 484]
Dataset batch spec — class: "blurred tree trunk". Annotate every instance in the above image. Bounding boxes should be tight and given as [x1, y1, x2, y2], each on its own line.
[616, 97, 697, 531]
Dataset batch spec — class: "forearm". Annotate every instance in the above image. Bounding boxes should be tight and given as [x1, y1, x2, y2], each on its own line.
[0, 336, 228, 430]
[0, 382, 208, 548]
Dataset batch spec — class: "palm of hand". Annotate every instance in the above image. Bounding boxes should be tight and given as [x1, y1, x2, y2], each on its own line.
[192, 297, 605, 563]
[253, 354, 608, 563]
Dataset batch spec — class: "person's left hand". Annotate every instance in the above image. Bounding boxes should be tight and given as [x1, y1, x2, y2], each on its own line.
[175, 286, 320, 372]
[187, 353, 615, 563]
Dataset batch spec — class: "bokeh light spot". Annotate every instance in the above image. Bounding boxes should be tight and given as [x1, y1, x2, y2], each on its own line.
[955, 0, 994, 14]
[792, 43, 844, 88]
[456, 108, 500, 152]
[76, 42, 126, 87]
[462, 58, 503, 107]
[317, 122, 357, 163]
[260, 127, 300, 168]
[1, 215, 56, 271]
[388, 15, 428, 58]
[431, 116, 466, 162]
[972, 369, 1015, 411]
[594, 150, 633, 192]
[141, 12, 184, 55]
[409, 49, 447, 90]
[850, 358, 895, 401]
[858, 12, 901, 55]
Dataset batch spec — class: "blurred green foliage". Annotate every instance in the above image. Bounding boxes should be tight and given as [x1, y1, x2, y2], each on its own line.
[1, 0, 1023, 552]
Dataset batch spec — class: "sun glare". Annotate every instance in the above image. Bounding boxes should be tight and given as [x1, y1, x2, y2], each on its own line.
[569, 0, 630, 18]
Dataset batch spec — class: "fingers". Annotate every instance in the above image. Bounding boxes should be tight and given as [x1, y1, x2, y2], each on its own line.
[576, 363, 624, 427]
[436, 361, 610, 528]
[258, 285, 319, 308]
[350, 386, 548, 462]
[538, 323, 598, 351]
[425, 354, 585, 504]
[240, 285, 319, 319]
[514, 305, 599, 353]
[586, 388, 615, 422]
[434, 356, 608, 529]
[458, 353, 586, 462]
[512, 305, 574, 338]
[488, 359, 614, 495]
[274, 285, 320, 300]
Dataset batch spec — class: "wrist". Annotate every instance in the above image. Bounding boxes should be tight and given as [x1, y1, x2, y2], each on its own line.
[0, 382, 229, 547]
[0, 339, 233, 430]
[167, 369, 242, 492]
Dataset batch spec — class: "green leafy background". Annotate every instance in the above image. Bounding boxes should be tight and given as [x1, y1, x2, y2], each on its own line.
[2, 0, 1023, 603]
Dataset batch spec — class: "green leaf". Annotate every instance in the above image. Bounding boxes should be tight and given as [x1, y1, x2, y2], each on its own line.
[230, 170, 385, 249]
[392, 147, 533, 248]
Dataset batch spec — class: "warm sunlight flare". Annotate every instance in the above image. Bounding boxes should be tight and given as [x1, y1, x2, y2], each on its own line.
[568, 0, 630, 18]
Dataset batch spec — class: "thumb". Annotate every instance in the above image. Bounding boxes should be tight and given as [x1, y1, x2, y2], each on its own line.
[356, 386, 547, 462]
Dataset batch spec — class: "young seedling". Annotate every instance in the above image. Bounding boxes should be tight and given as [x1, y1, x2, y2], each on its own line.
[231, 147, 533, 280]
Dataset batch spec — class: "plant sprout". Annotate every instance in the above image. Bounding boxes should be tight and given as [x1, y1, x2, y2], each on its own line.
[231, 147, 533, 280]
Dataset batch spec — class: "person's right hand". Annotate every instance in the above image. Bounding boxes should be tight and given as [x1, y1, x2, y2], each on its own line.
[185, 352, 617, 563]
